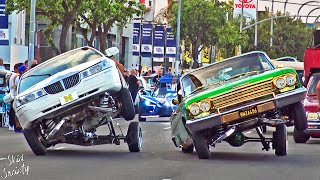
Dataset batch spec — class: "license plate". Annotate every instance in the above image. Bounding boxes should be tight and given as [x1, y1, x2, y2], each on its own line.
[239, 107, 258, 118]
[59, 92, 79, 105]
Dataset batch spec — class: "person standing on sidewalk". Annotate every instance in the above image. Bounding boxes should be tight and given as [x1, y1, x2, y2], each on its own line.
[128, 69, 141, 102]
[0, 58, 6, 70]
[8, 63, 23, 131]
[12, 65, 27, 133]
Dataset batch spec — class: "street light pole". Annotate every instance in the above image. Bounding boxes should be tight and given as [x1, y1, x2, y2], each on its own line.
[238, 0, 244, 55]
[175, 0, 181, 75]
[28, 0, 36, 69]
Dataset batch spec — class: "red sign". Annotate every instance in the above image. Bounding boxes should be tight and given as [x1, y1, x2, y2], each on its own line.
[235, 0, 256, 9]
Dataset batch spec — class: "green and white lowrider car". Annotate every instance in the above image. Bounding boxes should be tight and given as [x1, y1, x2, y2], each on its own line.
[171, 51, 307, 159]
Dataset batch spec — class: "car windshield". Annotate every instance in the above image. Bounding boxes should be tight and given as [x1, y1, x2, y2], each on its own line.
[19, 48, 102, 93]
[307, 75, 320, 95]
[152, 82, 177, 98]
[181, 52, 274, 97]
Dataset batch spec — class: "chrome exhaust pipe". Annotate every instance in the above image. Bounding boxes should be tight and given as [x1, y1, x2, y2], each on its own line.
[213, 126, 236, 144]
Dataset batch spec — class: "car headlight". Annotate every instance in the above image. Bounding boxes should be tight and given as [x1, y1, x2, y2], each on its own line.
[189, 103, 200, 116]
[274, 77, 286, 89]
[199, 100, 211, 112]
[80, 60, 111, 79]
[15, 89, 47, 108]
[286, 74, 296, 86]
[307, 112, 318, 119]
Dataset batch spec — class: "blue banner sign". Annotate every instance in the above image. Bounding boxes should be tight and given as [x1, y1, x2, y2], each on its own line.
[0, 0, 9, 45]
[141, 23, 153, 57]
[166, 28, 176, 58]
[153, 25, 165, 58]
[132, 23, 141, 56]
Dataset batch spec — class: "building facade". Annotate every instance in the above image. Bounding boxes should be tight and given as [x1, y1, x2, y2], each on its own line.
[0, 0, 28, 70]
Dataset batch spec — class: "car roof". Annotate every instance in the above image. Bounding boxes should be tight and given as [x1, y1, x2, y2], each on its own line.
[180, 51, 272, 80]
[270, 60, 304, 70]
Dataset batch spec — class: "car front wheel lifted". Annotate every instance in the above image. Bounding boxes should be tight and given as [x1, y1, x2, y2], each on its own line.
[23, 128, 47, 156]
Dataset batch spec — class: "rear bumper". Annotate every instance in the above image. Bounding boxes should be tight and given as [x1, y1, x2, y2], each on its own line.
[305, 122, 320, 133]
[186, 87, 307, 133]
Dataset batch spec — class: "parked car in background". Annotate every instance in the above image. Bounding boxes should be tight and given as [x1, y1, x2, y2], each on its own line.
[274, 56, 298, 62]
[138, 75, 178, 121]
[296, 73, 320, 143]
[14, 46, 141, 156]
[171, 51, 307, 159]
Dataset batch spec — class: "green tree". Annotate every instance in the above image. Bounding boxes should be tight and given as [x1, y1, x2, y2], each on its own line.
[243, 10, 312, 60]
[167, 0, 245, 68]
[6, 0, 82, 54]
[217, 16, 249, 59]
[77, 0, 144, 51]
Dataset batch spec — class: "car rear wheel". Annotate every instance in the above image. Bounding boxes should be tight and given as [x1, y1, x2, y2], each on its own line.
[293, 128, 310, 143]
[182, 144, 194, 153]
[288, 102, 307, 131]
[192, 132, 211, 159]
[23, 128, 47, 156]
[119, 88, 135, 121]
[126, 122, 142, 152]
[273, 124, 287, 156]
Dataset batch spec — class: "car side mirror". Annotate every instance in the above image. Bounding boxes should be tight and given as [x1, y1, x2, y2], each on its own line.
[105, 47, 119, 57]
[172, 98, 179, 105]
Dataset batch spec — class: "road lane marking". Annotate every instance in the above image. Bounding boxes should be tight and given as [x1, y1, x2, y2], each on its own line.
[163, 127, 171, 130]
[54, 147, 66, 150]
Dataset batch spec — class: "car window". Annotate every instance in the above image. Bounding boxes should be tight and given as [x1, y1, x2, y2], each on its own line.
[181, 52, 274, 97]
[19, 48, 103, 93]
[307, 75, 320, 95]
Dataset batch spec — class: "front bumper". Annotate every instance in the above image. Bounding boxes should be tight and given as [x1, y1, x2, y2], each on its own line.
[186, 87, 306, 133]
[14, 67, 122, 129]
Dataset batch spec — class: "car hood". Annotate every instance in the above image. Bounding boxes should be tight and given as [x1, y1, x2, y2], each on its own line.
[184, 68, 297, 107]
[18, 57, 110, 97]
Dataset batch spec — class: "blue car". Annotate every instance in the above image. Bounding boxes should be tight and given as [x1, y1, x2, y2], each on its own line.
[138, 75, 178, 121]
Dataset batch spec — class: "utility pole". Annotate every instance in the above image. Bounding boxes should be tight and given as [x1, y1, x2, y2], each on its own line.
[175, 0, 181, 75]
[28, 0, 36, 69]
[238, 0, 244, 55]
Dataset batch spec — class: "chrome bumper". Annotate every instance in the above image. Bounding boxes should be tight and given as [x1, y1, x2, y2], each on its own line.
[305, 122, 320, 133]
[186, 87, 307, 133]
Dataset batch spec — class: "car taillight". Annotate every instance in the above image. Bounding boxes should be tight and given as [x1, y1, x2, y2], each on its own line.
[305, 105, 318, 112]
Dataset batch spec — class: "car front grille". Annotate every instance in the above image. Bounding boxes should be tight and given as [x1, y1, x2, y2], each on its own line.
[44, 74, 80, 94]
[63, 74, 80, 89]
[211, 79, 274, 112]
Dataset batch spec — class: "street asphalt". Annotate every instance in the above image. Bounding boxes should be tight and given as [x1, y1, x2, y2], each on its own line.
[0, 117, 320, 180]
